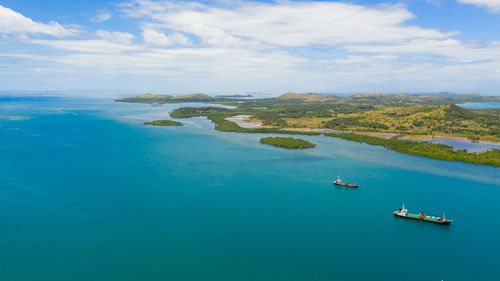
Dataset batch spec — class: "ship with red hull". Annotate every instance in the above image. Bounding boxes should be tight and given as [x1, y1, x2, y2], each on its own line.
[394, 204, 452, 225]
[333, 176, 358, 188]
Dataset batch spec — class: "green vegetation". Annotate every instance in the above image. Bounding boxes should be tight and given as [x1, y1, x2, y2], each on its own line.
[324, 133, 500, 167]
[282, 104, 499, 142]
[275, 92, 498, 106]
[170, 107, 321, 136]
[260, 137, 316, 149]
[168, 104, 500, 166]
[169, 107, 231, 117]
[215, 93, 499, 141]
[116, 92, 500, 167]
[278, 92, 337, 102]
[144, 120, 183, 126]
[115, 93, 172, 103]
[215, 94, 252, 98]
[171, 93, 213, 101]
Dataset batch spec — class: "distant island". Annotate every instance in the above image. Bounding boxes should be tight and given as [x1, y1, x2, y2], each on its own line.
[117, 92, 500, 166]
[144, 120, 183, 126]
[116, 92, 254, 102]
[215, 94, 253, 98]
[260, 136, 316, 149]
[116, 93, 216, 103]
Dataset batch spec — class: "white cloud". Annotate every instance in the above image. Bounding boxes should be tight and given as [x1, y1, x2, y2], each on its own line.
[142, 29, 190, 46]
[2, 1, 500, 94]
[91, 13, 112, 23]
[29, 38, 141, 54]
[457, 0, 500, 13]
[123, 1, 455, 47]
[0, 5, 74, 37]
[96, 30, 134, 44]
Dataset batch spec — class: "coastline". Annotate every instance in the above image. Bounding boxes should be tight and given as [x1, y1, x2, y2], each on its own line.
[226, 118, 500, 156]
[128, 102, 500, 167]
[224, 115, 275, 129]
[401, 134, 500, 144]
[249, 122, 500, 145]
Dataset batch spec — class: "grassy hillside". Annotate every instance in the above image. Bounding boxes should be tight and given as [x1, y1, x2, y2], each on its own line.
[278, 92, 337, 102]
[171, 93, 212, 100]
[282, 104, 500, 142]
[115, 93, 172, 103]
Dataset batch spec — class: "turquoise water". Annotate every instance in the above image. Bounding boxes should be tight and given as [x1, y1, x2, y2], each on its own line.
[1, 97, 499, 281]
[458, 102, 500, 109]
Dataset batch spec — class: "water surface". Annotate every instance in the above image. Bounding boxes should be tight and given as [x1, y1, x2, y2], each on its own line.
[425, 137, 500, 152]
[0, 97, 499, 281]
[402, 137, 500, 152]
[458, 102, 500, 109]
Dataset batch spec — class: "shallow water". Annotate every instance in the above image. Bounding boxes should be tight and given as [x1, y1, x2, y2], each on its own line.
[401, 137, 500, 152]
[0, 97, 499, 281]
[424, 137, 500, 152]
[458, 102, 500, 109]
[224, 114, 261, 128]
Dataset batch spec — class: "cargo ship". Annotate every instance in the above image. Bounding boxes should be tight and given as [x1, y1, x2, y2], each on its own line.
[333, 176, 358, 188]
[394, 204, 452, 225]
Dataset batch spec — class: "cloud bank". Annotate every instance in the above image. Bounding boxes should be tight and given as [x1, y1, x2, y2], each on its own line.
[458, 0, 500, 13]
[0, 1, 499, 94]
[0, 5, 74, 37]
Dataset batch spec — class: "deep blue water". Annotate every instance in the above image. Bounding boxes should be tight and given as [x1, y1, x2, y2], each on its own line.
[0, 97, 499, 281]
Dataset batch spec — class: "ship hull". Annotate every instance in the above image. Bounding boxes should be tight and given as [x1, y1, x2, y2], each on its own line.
[334, 182, 358, 188]
[393, 212, 452, 225]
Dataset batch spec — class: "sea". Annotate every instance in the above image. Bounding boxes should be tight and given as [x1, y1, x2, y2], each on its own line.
[458, 102, 500, 109]
[0, 96, 499, 281]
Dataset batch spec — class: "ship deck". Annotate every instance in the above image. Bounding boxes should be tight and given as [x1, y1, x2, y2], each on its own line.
[397, 212, 452, 224]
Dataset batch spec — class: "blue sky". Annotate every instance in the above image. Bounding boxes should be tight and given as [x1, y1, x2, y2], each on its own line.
[1, 0, 500, 96]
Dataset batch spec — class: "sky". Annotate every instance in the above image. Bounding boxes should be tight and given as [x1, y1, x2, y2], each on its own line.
[1, 0, 500, 96]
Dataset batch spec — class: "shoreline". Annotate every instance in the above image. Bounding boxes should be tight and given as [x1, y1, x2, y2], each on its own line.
[132, 106, 500, 167]
[239, 112, 499, 144]
[232, 116, 500, 145]
[400, 134, 500, 145]
[278, 127, 500, 145]
[224, 115, 275, 129]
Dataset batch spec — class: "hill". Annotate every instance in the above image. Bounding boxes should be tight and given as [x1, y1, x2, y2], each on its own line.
[115, 93, 215, 103]
[135, 93, 172, 99]
[277, 92, 337, 102]
[171, 93, 213, 100]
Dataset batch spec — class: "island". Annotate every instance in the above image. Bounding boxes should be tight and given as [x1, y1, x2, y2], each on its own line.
[116, 93, 216, 103]
[260, 136, 316, 149]
[144, 120, 183, 126]
[117, 92, 500, 166]
[215, 94, 253, 98]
